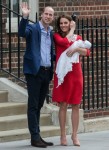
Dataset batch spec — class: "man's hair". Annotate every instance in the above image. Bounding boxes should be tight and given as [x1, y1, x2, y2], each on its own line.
[42, 6, 54, 14]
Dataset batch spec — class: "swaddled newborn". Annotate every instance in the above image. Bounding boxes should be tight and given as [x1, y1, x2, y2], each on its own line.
[56, 40, 91, 87]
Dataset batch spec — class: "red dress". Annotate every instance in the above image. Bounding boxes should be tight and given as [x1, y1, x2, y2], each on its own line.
[52, 33, 90, 104]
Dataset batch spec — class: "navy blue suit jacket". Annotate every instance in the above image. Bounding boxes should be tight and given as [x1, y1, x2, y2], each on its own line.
[18, 18, 54, 80]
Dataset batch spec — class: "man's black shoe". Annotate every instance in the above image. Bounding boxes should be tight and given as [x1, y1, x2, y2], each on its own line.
[40, 137, 54, 146]
[31, 139, 47, 148]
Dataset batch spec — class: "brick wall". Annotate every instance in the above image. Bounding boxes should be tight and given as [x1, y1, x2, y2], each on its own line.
[39, 0, 109, 19]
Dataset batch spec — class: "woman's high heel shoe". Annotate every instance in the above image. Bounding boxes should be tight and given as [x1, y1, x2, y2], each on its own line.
[71, 136, 80, 146]
[60, 137, 67, 146]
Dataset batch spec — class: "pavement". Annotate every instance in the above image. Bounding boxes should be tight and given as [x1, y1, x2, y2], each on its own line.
[0, 130, 109, 150]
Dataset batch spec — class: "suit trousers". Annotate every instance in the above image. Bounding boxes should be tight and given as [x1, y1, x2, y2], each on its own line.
[25, 67, 50, 141]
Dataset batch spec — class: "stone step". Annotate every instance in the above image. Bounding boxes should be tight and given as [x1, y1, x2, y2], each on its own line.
[0, 126, 61, 143]
[84, 117, 109, 132]
[0, 114, 52, 131]
[41, 114, 53, 126]
[0, 102, 62, 143]
[0, 90, 8, 102]
[0, 102, 27, 117]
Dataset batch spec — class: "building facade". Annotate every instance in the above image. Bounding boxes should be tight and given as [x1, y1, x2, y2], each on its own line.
[0, 0, 109, 118]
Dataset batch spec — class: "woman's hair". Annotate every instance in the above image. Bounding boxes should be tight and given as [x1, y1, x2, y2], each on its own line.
[56, 15, 72, 37]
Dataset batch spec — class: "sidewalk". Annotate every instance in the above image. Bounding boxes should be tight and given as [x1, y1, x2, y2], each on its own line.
[0, 130, 109, 150]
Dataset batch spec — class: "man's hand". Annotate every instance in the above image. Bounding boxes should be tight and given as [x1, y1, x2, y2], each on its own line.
[20, 2, 30, 18]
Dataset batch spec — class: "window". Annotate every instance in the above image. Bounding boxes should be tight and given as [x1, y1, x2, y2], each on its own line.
[6, 0, 39, 32]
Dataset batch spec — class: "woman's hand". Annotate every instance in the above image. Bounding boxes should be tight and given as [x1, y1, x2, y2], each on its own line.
[70, 21, 76, 31]
[66, 21, 76, 42]
[20, 2, 30, 18]
[66, 48, 77, 57]
[66, 47, 89, 57]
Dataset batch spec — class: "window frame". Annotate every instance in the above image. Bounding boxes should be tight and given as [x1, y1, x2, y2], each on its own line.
[6, 0, 39, 33]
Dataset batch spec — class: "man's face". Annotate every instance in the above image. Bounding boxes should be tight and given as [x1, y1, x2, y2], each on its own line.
[41, 7, 54, 25]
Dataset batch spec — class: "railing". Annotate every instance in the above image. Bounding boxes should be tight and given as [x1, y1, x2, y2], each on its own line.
[0, 0, 109, 111]
[76, 18, 109, 111]
[0, 1, 35, 84]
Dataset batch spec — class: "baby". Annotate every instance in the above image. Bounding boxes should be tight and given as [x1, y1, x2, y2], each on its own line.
[56, 40, 92, 87]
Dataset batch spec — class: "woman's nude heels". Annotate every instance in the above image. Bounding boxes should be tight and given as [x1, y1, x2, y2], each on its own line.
[71, 136, 80, 146]
[60, 137, 67, 146]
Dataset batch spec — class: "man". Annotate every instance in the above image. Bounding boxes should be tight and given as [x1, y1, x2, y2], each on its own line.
[18, 2, 54, 148]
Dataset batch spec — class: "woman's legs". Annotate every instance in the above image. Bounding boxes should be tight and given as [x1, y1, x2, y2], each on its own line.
[59, 102, 68, 145]
[71, 104, 80, 146]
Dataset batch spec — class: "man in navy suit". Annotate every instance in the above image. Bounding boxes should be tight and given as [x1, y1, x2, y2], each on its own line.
[18, 2, 54, 148]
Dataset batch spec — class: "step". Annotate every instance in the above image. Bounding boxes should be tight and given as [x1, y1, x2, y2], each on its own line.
[0, 102, 27, 117]
[40, 114, 53, 126]
[0, 114, 53, 131]
[0, 90, 8, 102]
[0, 126, 61, 142]
[0, 114, 27, 131]
[84, 117, 109, 132]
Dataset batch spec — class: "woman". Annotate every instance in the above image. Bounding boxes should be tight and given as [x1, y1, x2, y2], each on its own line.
[52, 15, 90, 147]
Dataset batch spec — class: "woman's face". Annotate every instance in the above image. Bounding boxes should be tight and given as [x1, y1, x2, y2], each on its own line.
[59, 17, 70, 33]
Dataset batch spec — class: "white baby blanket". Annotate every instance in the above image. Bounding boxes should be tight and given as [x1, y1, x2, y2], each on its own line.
[56, 40, 91, 87]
